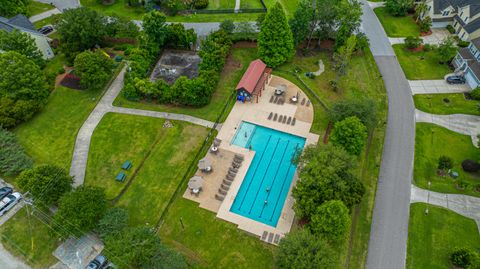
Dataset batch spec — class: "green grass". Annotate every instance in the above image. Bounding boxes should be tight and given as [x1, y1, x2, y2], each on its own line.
[33, 13, 61, 29]
[0, 208, 60, 269]
[80, 0, 146, 20]
[414, 123, 480, 196]
[207, 0, 235, 10]
[393, 44, 452, 80]
[240, 0, 265, 9]
[407, 203, 480, 269]
[114, 47, 258, 122]
[414, 93, 480, 116]
[374, 7, 420, 37]
[159, 198, 275, 268]
[264, 0, 298, 17]
[27, 1, 54, 17]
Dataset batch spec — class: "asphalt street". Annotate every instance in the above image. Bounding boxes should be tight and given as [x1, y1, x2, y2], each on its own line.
[361, 1, 415, 269]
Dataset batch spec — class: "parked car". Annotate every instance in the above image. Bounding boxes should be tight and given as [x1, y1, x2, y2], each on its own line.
[446, 75, 466, 84]
[0, 192, 21, 216]
[85, 255, 108, 269]
[0, 187, 13, 200]
[38, 25, 54, 35]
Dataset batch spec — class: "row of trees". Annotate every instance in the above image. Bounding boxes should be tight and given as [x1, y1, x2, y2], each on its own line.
[123, 11, 231, 107]
[0, 0, 30, 17]
[0, 128, 33, 176]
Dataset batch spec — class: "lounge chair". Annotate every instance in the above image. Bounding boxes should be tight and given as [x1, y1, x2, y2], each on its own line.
[268, 112, 273, 120]
[306, 100, 310, 107]
[214, 138, 222, 146]
[274, 234, 280, 244]
[301, 98, 306, 105]
[291, 117, 296, 126]
[228, 170, 236, 176]
[287, 117, 291, 124]
[232, 162, 240, 169]
[282, 116, 287, 123]
[268, 233, 274, 243]
[220, 184, 230, 191]
[234, 154, 244, 160]
[218, 188, 227, 195]
[223, 179, 232, 186]
[261, 231, 268, 240]
[273, 113, 278, 121]
[215, 194, 225, 201]
[278, 115, 283, 122]
[233, 157, 243, 163]
[269, 96, 274, 103]
[229, 167, 238, 173]
[274, 96, 278, 103]
[227, 173, 236, 179]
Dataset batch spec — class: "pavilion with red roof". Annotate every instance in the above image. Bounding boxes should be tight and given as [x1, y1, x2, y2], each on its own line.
[236, 59, 272, 103]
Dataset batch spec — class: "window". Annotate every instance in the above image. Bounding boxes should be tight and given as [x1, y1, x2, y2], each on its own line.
[461, 32, 466, 39]
[454, 21, 458, 27]
[442, 10, 450, 16]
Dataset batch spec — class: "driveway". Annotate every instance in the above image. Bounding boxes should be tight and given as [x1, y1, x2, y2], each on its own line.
[409, 80, 471, 95]
[0, 243, 31, 269]
[388, 29, 452, 45]
[361, 1, 416, 269]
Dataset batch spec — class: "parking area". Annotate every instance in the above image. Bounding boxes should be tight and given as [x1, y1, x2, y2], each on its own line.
[0, 179, 24, 227]
[409, 79, 471, 95]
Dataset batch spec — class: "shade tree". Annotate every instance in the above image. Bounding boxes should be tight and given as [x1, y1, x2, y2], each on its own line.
[309, 200, 351, 244]
[0, 30, 45, 67]
[330, 116, 368, 156]
[74, 50, 114, 90]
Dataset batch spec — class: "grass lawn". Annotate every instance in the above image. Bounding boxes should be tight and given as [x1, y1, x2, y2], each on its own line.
[374, 7, 420, 37]
[407, 203, 480, 269]
[207, 0, 235, 10]
[33, 13, 62, 29]
[159, 198, 275, 268]
[27, 1, 54, 17]
[393, 44, 452, 80]
[414, 93, 480, 116]
[80, 0, 146, 20]
[414, 123, 480, 196]
[0, 208, 60, 268]
[114, 47, 258, 122]
[240, 0, 265, 9]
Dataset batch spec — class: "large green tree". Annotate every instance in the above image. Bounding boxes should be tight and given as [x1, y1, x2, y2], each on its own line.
[74, 50, 114, 90]
[0, 51, 49, 128]
[18, 165, 72, 206]
[105, 226, 186, 269]
[0, 30, 44, 67]
[289, 0, 314, 47]
[293, 144, 365, 219]
[309, 200, 351, 243]
[335, 0, 362, 49]
[142, 11, 169, 46]
[0, 127, 32, 176]
[275, 230, 339, 269]
[437, 37, 457, 64]
[54, 186, 107, 237]
[0, 0, 29, 17]
[258, 2, 294, 68]
[330, 116, 368, 156]
[56, 7, 107, 61]
[328, 98, 377, 130]
[97, 207, 129, 240]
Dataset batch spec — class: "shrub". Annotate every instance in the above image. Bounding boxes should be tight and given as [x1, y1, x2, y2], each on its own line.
[423, 43, 432, 52]
[328, 99, 377, 130]
[309, 200, 351, 243]
[461, 159, 480, 173]
[450, 248, 478, 268]
[220, 19, 235, 34]
[470, 87, 480, 100]
[0, 127, 33, 176]
[74, 50, 115, 91]
[446, 25, 455, 34]
[330, 116, 368, 156]
[418, 16, 432, 33]
[386, 0, 413, 16]
[404, 36, 423, 49]
[438, 156, 453, 170]
[97, 207, 129, 239]
[193, 0, 208, 9]
[458, 40, 470, 47]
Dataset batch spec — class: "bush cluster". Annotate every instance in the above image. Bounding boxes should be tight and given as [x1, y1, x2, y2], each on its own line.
[123, 29, 232, 107]
[470, 87, 480, 100]
[0, 127, 33, 176]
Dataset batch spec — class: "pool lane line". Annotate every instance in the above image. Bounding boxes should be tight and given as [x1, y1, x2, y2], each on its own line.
[245, 125, 257, 149]
[235, 135, 273, 210]
[247, 137, 281, 214]
[269, 142, 301, 222]
[257, 140, 290, 220]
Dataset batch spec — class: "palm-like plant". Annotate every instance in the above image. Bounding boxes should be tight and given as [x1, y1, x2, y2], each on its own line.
[415, 1, 428, 22]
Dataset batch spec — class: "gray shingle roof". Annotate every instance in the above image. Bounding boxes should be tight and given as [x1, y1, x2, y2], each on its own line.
[7, 14, 35, 31]
[0, 14, 41, 36]
[433, 0, 480, 15]
[465, 17, 480, 34]
[472, 37, 480, 50]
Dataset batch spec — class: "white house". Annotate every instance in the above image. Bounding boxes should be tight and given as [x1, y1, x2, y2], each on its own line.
[453, 37, 480, 89]
[0, 14, 54, 59]
[422, 0, 480, 41]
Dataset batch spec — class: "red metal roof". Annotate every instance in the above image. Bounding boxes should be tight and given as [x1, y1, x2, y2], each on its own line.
[236, 59, 267, 94]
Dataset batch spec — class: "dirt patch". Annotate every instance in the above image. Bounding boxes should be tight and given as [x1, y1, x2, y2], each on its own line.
[409, 45, 424, 52]
[222, 51, 242, 75]
[323, 122, 333, 144]
[150, 50, 201, 84]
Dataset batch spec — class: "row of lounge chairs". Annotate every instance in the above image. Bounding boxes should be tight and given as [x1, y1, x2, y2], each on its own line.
[215, 154, 244, 201]
[269, 95, 285, 105]
[267, 113, 296, 126]
[300, 98, 311, 107]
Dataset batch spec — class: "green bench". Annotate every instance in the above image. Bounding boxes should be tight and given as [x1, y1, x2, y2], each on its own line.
[116, 171, 126, 182]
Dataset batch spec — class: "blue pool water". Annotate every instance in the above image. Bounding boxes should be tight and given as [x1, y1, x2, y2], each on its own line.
[230, 122, 306, 227]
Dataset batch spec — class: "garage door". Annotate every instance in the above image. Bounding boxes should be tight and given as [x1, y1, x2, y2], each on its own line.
[465, 70, 480, 89]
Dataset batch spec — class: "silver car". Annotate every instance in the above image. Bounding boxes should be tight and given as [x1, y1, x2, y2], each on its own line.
[0, 192, 21, 216]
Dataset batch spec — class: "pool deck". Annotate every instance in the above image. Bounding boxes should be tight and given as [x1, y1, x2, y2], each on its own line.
[183, 75, 319, 244]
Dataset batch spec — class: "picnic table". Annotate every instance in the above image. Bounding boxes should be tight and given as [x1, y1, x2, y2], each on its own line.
[122, 161, 132, 170]
[116, 171, 126, 182]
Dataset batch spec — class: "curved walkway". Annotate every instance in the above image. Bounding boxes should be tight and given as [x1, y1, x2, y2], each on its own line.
[361, 0, 416, 268]
[415, 109, 480, 146]
[69, 66, 218, 187]
[411, 184, 480, 232]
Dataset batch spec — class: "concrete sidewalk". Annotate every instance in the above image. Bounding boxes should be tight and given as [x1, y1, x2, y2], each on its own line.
[29, 8, 61, 23]
[411, 184, 480, 232]
[409, 80, 470, 95]
[388, 29, 452, 45]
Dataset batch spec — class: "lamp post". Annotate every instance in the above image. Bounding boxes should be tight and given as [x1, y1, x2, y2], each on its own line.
[425, 181, 431, 215]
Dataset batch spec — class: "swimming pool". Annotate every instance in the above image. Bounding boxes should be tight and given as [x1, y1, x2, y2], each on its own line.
[230, 121, 306, 227]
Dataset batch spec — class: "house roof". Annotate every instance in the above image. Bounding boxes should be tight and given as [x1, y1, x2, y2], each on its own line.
[236, 59, 267, 94]
[465, 17, 480, 34]
[472, 37, 480, 50]
[433, 0, 480, 15]
[0, 14, 41, 36]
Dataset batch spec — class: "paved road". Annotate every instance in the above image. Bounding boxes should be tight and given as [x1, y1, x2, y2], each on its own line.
[34, 0, 80, 11]
[361, 1, 416, 269]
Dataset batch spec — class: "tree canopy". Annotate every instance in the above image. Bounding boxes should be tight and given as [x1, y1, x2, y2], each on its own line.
[0, 30, 44, 67]
[56, 7, 107, 61]
[330, 116, 368, 156]
[0, 127, 32, 176]
[97, 207, 129, 240]
[0, 0, 29, 17]
[386, 0, 414, 16]
[293, 144, 365, 219]
[18, 165, 72, 206]
[275, 230, 339, 269]
[0, 51, 49, 128]
[142, 11, 169, 46]
[289, 0, 314, 46]
[328, 98, 377, 130]
[258, 2, 294, 67]
[54, 186, 107, 237]
[309, 200, 351, 243]
[74, 50, 114, 90]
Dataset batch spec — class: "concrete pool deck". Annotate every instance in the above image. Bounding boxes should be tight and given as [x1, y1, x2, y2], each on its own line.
[183, 75, 319, 244]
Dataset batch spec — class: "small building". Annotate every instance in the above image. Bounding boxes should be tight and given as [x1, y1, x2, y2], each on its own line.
[236, 59, 272, 103]
[453, 37, 480, 89]
[0, 14, 54, 59]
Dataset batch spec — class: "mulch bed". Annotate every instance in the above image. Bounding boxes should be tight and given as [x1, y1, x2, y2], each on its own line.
[232, 41, 257, 48]
[60, 73, 82, 90]
[323, 122, 333, 144]
[409, 45, 424, 52]
[421, 30, 432, 36]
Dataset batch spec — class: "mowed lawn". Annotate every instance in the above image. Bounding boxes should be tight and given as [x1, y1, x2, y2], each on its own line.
[414, 123, 480, 196]
[207, 0, 236, 10]
[393, 44, 452, 80]
[374, 7, 420, 37]
[240, 0, 264, 9]
[0, 208, 60, 268]
[407, 203, 480, 269]
[414, 93, 480, 116]
[27, 1, 54, 16]
[80, 0, 146, 20]
[115, 47, 259, 122]
[159, 198, 275, 269]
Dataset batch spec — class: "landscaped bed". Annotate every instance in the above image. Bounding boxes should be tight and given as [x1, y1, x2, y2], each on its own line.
[414, 93, 480, 116]
[407, 203, 480, 269]
[393, 44, 452, 80]
[373, 7, 420, 37]
[414, 123, 480, 197]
